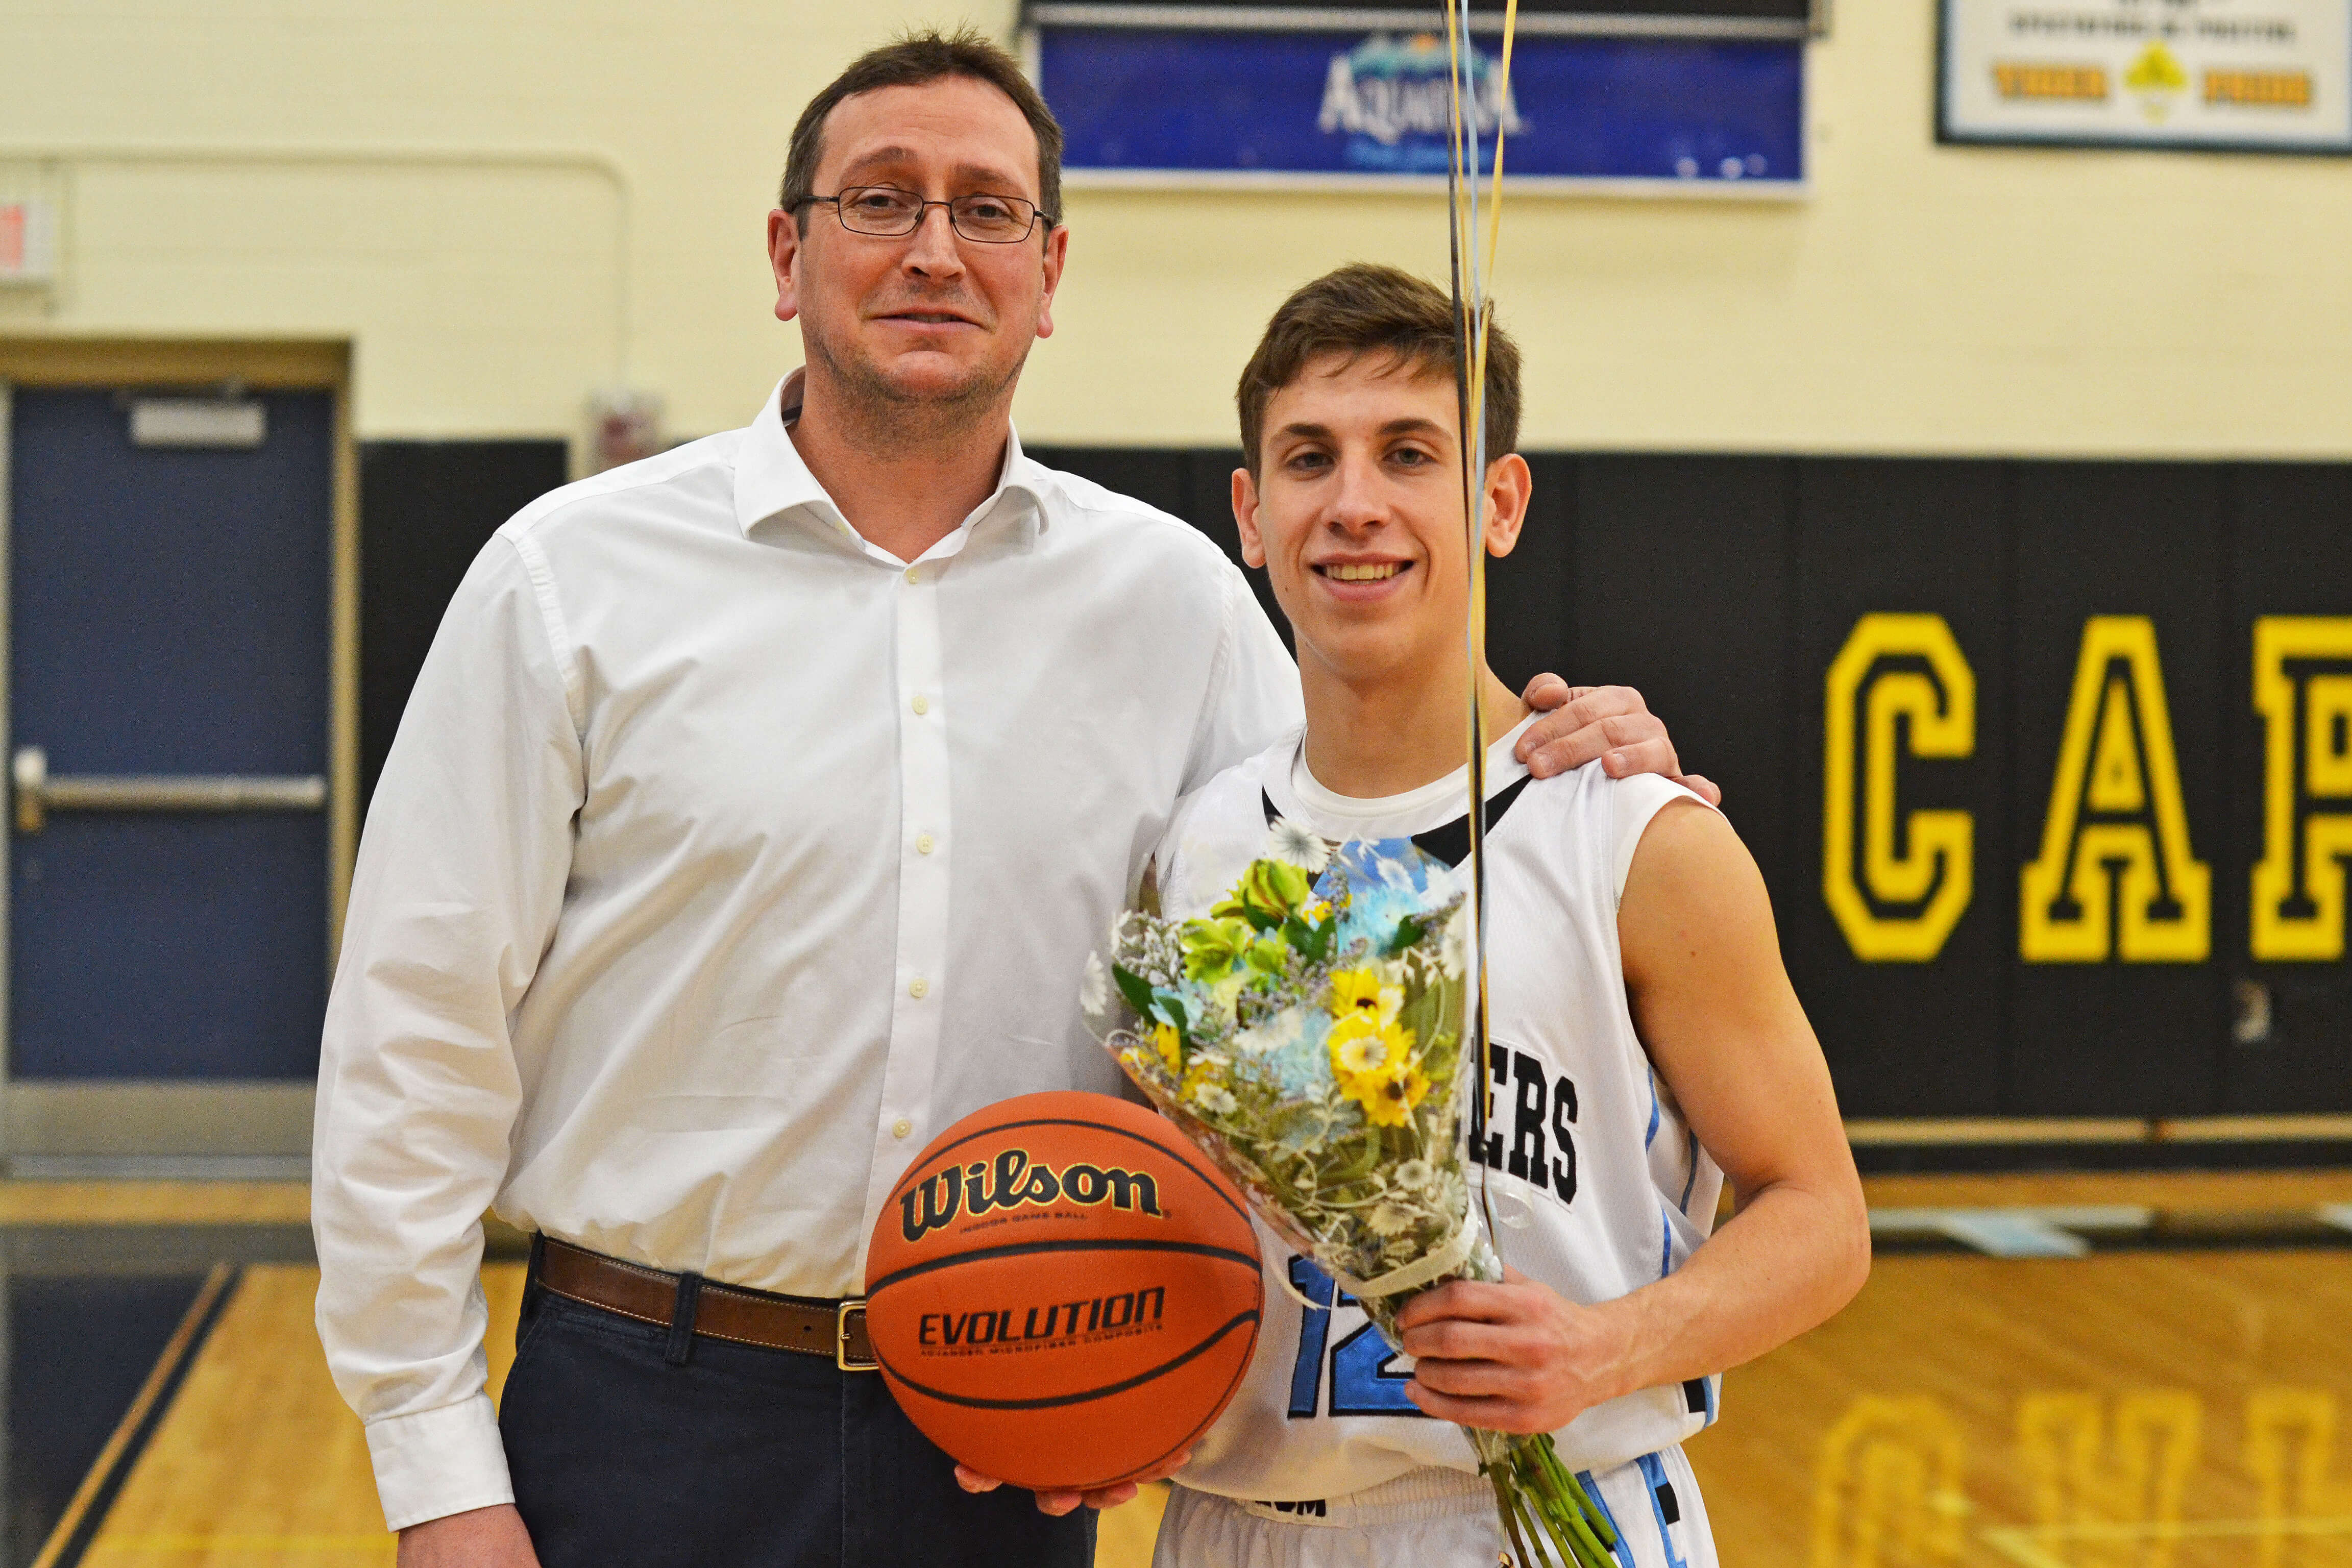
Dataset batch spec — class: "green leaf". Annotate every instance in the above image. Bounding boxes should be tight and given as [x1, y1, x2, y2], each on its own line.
[1244, 933, 1289, 975]
[1386, 915, 1426, 955]
[1181, 916, 1255, 981]
[1112, 964, 1158, 1021]
[1162, 996, 1192, 1042]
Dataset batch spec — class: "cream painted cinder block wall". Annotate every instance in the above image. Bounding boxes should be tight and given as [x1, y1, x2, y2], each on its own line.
[2, 1, 2347, 456]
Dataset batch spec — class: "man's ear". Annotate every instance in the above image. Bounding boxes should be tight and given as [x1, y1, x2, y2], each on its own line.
[1231, 467, 1269, 569]
[1483, 453, 1532, 559]
[768, 209, 802, 323]
[1035, 224, 1070, 340]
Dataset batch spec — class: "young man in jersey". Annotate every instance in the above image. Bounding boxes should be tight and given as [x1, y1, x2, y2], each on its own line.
[1141, 265, 1872, 1565]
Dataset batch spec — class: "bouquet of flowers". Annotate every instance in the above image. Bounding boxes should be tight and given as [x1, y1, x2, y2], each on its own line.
[1084, 820, 1619, 1568]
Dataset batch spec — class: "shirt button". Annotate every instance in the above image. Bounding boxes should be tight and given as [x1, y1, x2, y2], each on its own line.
[916, 832, 936, 855]
[911, 694, 929, 716]
[892, 1118, 913, 1140]
[908, 977, 929, 999]
[904, 567, 919, 583]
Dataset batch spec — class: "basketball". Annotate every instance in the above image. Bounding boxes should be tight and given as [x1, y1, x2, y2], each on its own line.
[863, 1090, 1264, 1492]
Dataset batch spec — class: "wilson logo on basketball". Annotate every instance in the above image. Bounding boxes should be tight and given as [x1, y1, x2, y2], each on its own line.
[917, 1287, 1168, 1349]
[898, 1146, 1164, 1242]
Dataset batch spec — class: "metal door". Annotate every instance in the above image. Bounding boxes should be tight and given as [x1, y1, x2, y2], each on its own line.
[0, 383, 337, 1159]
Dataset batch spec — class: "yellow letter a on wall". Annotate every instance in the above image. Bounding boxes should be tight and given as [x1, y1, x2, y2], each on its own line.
[2020, 617, 2211, 962]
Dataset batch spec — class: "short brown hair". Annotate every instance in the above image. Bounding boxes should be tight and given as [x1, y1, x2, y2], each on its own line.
[779, 28, 1063, 236]
[1237, 263, 1521, 477]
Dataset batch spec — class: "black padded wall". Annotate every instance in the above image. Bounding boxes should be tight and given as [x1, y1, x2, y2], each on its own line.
[358, 440, 570, 803]
[1785, 460, 2013, 1117]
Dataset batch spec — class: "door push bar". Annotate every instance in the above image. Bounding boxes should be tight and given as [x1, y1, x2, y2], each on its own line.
[11, 746, 327, 834]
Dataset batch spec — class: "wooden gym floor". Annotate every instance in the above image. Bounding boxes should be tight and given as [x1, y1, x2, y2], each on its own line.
[8, 1170, 2352, 1568]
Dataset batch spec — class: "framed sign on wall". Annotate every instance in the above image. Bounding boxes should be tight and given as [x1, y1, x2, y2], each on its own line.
[1022, 1, 1817, 195]
[1939, 0, 2352, 152]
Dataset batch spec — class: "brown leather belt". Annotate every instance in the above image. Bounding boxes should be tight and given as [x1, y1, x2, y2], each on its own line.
[534, 1236, 875, 1370]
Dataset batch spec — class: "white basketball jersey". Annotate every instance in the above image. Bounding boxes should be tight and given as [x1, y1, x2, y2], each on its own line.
[1152, 719, 1725, 1504]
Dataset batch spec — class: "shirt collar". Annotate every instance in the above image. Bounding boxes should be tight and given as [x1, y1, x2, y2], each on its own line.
[731, 369, 1053, 564]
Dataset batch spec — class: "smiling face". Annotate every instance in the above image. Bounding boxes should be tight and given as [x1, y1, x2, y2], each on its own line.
[769, 74, 1067, 428]
[1234, 351, 1530, 696]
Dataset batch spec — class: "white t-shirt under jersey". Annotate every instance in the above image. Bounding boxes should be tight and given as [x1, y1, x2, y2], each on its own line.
[1154, 718, 1726, 1504]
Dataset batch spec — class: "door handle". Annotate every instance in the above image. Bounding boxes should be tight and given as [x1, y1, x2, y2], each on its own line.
[12, 745, 327, 833]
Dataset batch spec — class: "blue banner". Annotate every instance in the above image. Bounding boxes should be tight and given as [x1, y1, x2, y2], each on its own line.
[1036, 28, 1804, 187]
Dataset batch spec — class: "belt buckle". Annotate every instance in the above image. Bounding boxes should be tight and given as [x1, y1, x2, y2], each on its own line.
[836, 1298, 876, 1372]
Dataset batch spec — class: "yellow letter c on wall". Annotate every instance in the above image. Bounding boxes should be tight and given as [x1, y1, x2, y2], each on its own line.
[1823, 614, 1977, 962]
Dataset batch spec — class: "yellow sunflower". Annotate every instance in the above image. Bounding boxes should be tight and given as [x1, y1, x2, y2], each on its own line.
[1345, 1060, 1431, 1128]
[1329, 969, 1382, 1017]
[1328, 968, 1404, 1028]
[1329, 1014, 1388, 1076]
[1150, 1022, 1182, 1071]
[1180, 1052, 1226, 1100]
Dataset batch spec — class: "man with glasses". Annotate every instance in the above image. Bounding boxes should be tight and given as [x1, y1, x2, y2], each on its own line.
[314, 29, 1706, 1568]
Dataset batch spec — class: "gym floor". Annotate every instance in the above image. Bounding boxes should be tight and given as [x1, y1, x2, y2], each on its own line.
[9, 1171, 2351, 1568]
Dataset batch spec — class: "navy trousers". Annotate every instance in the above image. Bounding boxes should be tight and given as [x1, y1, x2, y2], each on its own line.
[500, 1270, 1095, 1568]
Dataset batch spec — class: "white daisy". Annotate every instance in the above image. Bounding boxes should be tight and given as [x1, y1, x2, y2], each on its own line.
[1080, 951, 1110, 1017]
[1192, 1083, 1239, 1116]
[1430, 1168, 1468, 1216]
[1393, 1158, 1434, 1194]
[1440, 908, 1469, 977]
[1368, 1201, 1414, 1237]
[1265, 817, 1332, 874]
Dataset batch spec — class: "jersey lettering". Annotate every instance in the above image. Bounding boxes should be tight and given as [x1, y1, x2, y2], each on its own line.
[1468, 1041, 1507, 1169]
[1821, 613, 1977, 961]
[1328, 1317, 1419, 1416]
[1550, 1072, 1579, 1203]
[1472, 1042, 1578, 1206]
[2020, 616, 2211, 962]
[1509, 1052, 1548, 1182]
[1283, 1256, 1424, 1419]
[1285, 1257, 1333, 1418]
[2250, 616, 2352, 961]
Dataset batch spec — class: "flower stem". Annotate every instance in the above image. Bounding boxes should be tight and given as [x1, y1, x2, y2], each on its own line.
[1478, 1432, 1616, 1568]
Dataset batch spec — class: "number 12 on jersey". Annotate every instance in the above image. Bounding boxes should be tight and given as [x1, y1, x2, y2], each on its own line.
[1285, 1257, 1429, 1418]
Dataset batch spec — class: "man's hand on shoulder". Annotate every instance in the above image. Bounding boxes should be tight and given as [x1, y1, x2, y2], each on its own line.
[1516, 677, 1721, 804]
[1393, 1267, 1633, 1435]
[398, 1504, 542, 1568]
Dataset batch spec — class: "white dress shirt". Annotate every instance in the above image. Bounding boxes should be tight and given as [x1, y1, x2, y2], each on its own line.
[312, 375, 1302, 1531]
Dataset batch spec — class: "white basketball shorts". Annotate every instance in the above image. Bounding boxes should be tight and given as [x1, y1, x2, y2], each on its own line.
[1152, 1447, 1718, 1568]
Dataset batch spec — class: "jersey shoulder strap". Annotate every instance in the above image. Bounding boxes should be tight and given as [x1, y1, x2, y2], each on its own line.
[1258, 775, 1533, 869]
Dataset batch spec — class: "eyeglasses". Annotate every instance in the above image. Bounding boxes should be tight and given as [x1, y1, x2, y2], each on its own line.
[795, 185, 1054, 245]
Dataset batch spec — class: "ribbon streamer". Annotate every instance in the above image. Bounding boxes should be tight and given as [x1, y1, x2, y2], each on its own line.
[1327, 1224, 1480, 1301]
[1442, 0, 1520, 1245]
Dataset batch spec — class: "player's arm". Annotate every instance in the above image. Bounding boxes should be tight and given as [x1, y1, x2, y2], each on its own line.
[1395, 799, 1867, 1433]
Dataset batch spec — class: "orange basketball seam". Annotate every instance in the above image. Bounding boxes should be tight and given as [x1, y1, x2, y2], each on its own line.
[875, 1308, 1262, 1411]
[864, 1237, 1262, 1298]
[1089, 1320, 1263, 1489]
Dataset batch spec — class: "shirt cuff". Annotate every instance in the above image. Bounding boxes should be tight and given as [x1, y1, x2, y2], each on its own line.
[363, 1393, 515, 1532]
